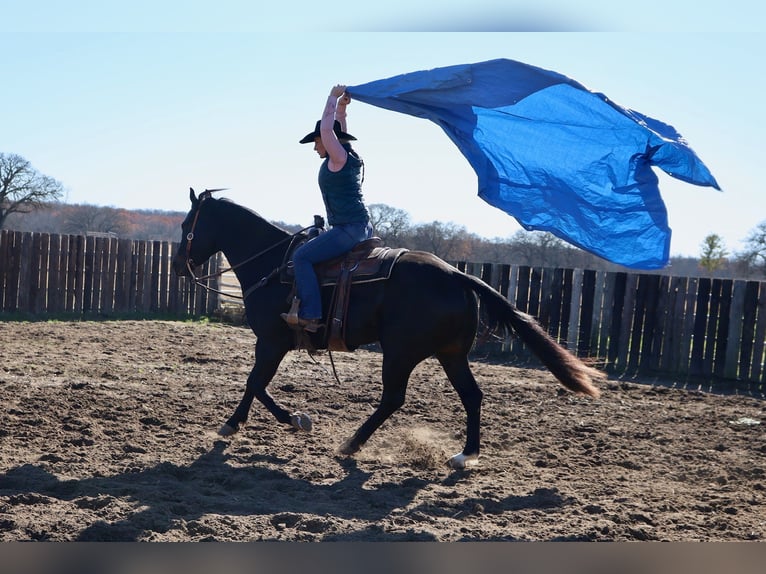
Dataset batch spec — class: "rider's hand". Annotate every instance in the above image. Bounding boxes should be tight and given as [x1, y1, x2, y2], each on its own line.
[330, 84, 347, 99]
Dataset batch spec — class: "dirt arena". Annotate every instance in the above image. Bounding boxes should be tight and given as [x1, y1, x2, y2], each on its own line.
[0, 319, 763, 541]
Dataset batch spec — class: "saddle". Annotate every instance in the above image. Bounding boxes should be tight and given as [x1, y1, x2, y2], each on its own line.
[281, 237, 408, 351]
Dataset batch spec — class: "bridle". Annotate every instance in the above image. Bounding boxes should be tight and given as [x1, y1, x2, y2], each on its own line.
[182, 190, 315, 300]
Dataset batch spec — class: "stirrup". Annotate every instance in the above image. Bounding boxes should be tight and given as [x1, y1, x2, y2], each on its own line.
[280, 297, 322, 332]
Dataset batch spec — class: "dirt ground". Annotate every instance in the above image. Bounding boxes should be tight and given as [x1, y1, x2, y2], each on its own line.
[0, 319, 763, 542]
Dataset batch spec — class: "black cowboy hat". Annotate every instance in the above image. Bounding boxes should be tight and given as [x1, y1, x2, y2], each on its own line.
[299, 120, 357, 144]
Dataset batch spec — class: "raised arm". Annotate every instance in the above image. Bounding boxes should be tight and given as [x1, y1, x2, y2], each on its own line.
[320, 84, 349, 171]
[335, 92, 350, 132]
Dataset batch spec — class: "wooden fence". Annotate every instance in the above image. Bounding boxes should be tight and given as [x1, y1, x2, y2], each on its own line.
[202, 259, 766, 390]
[2, 230, 765, 391]
[0, 230, 219, 317]
[452, 261, 765, 390]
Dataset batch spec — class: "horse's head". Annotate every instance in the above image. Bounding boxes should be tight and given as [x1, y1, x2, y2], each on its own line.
[172, 187, 221, 277]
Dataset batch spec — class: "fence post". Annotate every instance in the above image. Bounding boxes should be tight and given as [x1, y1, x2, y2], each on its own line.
[751, 284, 766, 383]
[17, 232, 33, 312]
[690, 278, 712, 377]
[207, 253, 223, 315]
[724, 280, 746, 380]
[598, 272, 616, 362]
[0, 230, 19, 312]
[577, 269, 596, 357]
[567, 268, 583, 352]
[616, 273, 637, 370]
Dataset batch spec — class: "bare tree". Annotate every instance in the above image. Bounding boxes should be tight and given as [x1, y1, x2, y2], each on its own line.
[62, 204, 129, 236]
[0, 153, 64, 229]
[367, 203, 411, 246]
[406, 221, 472, 261]
[736, 220, 766, 277]
[509, 230, 572, 267]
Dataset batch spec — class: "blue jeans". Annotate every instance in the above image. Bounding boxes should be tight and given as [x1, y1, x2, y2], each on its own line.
[292, 221, 373, 320]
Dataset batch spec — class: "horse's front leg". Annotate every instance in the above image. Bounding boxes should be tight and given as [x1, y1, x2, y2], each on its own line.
[219, 342, 304, 436]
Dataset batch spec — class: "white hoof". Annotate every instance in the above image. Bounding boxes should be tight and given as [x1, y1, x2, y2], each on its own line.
[447, 452, 479, 469]
[218, 423, 237, 437]
[290, 412, 313, 432]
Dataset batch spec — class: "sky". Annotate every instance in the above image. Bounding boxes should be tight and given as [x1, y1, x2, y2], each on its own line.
[2, 1, 764, 260]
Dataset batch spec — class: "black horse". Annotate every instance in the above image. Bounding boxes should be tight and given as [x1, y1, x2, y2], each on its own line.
[173, 189, 601, 469]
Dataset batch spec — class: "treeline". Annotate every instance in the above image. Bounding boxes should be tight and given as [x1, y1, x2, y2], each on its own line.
[5, 202, 183, 241]
[6, 201, 765, 279]
[364, 203, 766, 279]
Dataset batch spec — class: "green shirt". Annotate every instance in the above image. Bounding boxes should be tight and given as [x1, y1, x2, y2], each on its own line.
[317, 146, 370, 226]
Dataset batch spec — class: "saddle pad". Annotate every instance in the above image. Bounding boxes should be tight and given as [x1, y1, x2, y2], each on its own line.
[319, 246, 408, 286]
[281, 247, 408, 287]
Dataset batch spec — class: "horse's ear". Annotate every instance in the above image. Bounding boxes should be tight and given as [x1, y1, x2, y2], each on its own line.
[189, 187, 197, 205]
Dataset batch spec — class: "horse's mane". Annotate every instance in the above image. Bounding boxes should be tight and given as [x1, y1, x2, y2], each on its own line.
[213, 197, 292, 237]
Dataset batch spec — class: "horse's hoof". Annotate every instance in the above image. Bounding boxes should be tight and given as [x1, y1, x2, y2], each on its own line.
[447, 452, 479, 469]
[218, 423, 238, 437]
[338, 439, 358, 456]
[290, 412, 313, 432]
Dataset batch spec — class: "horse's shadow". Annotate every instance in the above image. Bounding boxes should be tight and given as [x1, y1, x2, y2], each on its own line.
[1, 442, 575, 541]
[0, 441, 432, 541]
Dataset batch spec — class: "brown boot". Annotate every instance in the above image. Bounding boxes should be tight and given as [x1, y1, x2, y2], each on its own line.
[296, 318, 322, 333]
[280, 297, 301, 326]
[281, 314, 323, 333]
[280, 298, 322, 332]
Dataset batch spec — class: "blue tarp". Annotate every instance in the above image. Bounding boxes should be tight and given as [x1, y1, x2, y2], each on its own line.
[348, 58, 720, 269]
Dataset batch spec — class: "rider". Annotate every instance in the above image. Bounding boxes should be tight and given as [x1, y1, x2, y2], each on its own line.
[281, 84, 373, 333]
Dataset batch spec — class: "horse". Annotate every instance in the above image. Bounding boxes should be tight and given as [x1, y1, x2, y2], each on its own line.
[172, 188, 602, 469]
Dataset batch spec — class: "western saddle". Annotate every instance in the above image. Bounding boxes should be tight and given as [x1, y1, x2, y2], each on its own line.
[281, 236, 408, 351]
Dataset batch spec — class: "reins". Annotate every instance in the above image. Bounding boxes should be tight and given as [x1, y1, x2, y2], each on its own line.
[185, 231, 310, 300]
[184, 192, 315, 299]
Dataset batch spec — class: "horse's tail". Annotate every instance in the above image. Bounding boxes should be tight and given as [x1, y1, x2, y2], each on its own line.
[459, 271, 602, 398]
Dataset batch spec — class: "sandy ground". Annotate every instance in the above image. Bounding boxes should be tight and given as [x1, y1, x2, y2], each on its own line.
[0, 320, 763, 541]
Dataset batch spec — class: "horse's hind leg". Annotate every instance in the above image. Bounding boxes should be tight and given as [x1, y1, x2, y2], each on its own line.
[436, 351, 483, 469]
[338, 354, 416, 457]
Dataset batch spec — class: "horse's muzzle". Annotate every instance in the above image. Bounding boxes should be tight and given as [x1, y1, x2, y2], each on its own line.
[172, 254, 194, 277]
